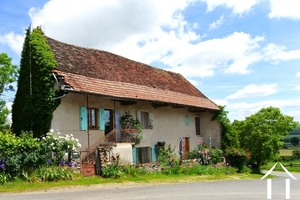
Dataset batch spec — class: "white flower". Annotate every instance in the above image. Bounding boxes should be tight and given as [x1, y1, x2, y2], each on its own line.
[70, 134, 73, 137]
[50, 129, 54, 133]
[77, 143, 81, 148]
[42, 137, 45, 140]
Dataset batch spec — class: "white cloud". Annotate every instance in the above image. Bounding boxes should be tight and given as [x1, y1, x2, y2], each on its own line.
[164, 32, 264, 77]
[295, 86, 300, 90]
[263, 43, 300, 63]
[226, 84, 277, 99]
[209, 15, 224, 30]
[269, 0, 300, 20]
[226, 99, 300, 122]
[0, 32, 24, 55]
[296, 72, 300, 77]
[200, 0, 259, 15]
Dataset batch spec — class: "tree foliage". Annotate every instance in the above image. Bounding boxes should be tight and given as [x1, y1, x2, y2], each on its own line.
[237, 107, 299, 169]
[12, 28, 60, 137]
[0, 53, 18, 131]
[211, 105, 239, 149]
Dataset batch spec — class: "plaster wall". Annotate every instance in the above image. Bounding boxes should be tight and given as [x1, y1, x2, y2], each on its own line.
[51, 93, 221, 160]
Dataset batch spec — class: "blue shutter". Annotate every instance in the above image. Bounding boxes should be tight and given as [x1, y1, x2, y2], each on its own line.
[99, 108, 105, 130]
[151, 146, 156, 162]
[132, 147, 137, 164]
[80, 106, 87, 130]
[185, 115, 189, 126]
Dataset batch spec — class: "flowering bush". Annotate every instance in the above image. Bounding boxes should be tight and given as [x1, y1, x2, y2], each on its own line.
[187, 143, 223, 165]
[224, 147, 250, 172]
[0, 129, 81, 180]
[39, 129, 81, 164]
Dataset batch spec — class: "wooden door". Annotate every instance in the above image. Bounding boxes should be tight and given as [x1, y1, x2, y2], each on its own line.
[182, 137, 190, 159]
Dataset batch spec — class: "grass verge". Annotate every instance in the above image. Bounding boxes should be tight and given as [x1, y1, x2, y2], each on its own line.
[0, 173, 263, 193]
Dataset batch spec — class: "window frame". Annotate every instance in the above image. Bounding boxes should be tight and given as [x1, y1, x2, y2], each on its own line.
[195, 117, 201, 136]
[88, 107, 98, 130]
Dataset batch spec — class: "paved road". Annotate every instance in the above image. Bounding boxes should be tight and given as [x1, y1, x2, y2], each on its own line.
[1, 171, 300, 200]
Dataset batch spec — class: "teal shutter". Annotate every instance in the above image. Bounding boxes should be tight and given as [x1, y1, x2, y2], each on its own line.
[80, 106, 87, 130]
[151, 146, 156, 162]
[132, 147, 137, 164]
[185, 115, 189, 126]
[98, 108, 105, 130]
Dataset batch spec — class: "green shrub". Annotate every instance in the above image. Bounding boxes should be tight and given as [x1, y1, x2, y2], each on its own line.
[159, 144, 178, 166]
[224, 147, 250, 172]
[102, 165, 121, 178]
[292, 150, 300, 159]
[0, 130, 81, 179]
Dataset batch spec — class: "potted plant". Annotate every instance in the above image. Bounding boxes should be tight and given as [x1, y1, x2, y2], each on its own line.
[120, 111, 143, 145]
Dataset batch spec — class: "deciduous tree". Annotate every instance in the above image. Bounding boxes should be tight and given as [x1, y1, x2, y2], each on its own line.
[0, 53, 18, 131]
[238, 107, 299, 170]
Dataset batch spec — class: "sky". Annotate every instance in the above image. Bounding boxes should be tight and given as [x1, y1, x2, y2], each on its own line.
[0, 0, 300, 123]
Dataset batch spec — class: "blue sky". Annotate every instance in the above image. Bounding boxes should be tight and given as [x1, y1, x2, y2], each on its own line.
[0, 0, 300, 122]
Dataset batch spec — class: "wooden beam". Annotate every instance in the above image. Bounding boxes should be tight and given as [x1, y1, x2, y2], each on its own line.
[119, 100, 137, 106]
[152, 103, 169, 109]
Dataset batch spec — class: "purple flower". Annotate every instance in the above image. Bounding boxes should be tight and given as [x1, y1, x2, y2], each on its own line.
[0, 164, 4, 169]
[68, 162, 72, 167]
[47, 159, 51, 165]
[59, 161, 65, 166]
[1, 158, 4, 164]
[74, 163, 78, 167]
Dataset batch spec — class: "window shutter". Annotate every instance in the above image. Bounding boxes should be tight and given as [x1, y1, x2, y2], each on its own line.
[185, 115, 189, 126]
[151, 146, 156, 162]
[148, 112, 153, 129]
[80, 106, 87, 131]
[136, 111, 141, 122]
[99, 108, 105, 130]
[132, 147, 137, 164]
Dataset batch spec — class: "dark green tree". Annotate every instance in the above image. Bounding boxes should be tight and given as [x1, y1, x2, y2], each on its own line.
[290, 137, 300, 146]
[0, 53, 18, 131]
[238, 107, 299, 170]
[12, 28, 60, 137]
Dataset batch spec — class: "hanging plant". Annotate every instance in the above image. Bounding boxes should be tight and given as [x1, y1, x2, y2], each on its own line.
[120, 111, 143, 145]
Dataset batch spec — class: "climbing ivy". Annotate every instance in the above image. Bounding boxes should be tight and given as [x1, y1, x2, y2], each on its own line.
[12, 28, 60, 137]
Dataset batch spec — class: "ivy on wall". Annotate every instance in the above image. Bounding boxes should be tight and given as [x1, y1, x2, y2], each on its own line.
[12, 28, 61, 137]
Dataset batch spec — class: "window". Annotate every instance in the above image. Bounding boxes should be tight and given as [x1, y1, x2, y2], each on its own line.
[137, 111, 153, 129]
[88, 108, 97, 129]
[136, 147, 150, 164]
[141, 112, 149, 129]
[80, 106, 111, 131]
[195, 117, 201, 136]
[104, 110, 113, 135]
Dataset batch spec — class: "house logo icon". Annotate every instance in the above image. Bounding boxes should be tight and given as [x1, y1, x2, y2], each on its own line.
[261, 162, 297, 199]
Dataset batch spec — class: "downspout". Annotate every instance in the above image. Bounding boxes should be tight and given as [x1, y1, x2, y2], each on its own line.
[52, 93, 66, 100]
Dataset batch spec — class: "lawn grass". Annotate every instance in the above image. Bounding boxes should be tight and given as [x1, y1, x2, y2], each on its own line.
[0, 172, 263, 193]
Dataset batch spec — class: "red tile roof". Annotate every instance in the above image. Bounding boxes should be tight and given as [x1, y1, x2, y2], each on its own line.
[45, 36, 219, 110]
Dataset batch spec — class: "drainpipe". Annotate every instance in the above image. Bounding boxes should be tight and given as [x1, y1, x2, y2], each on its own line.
[52, 85, 73, 100]
[52, 93, 66, 100]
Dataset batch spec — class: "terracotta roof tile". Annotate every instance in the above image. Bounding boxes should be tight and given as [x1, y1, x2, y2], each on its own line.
[46, 36, 219, 110]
